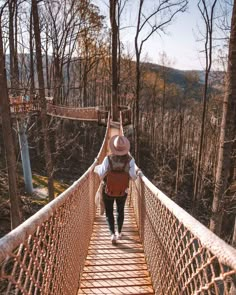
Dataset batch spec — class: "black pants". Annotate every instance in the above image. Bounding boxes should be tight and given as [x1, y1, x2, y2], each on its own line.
[103, 192, 127, 235]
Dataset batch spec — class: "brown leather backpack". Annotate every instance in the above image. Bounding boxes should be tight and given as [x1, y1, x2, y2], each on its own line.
[105, 156, 130, 197]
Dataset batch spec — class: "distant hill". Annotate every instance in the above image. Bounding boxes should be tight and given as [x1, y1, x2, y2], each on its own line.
[142, 62, 225, 92]
[4, 54, 224, 101]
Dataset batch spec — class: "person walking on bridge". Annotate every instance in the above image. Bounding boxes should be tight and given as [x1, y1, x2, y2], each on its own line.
[94, 135, 138, 244]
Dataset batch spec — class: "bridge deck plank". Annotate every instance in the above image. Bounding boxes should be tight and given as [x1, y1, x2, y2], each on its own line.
[77, 206, 154, 295]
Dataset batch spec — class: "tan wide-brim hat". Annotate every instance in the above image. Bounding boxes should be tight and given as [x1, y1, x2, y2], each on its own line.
[109, 135, 130, 156]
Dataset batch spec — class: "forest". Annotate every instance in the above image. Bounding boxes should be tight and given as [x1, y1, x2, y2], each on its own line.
[0, 0, 235, 251]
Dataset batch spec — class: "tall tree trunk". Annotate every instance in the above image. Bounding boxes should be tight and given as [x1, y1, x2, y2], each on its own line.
[110, 0, 118, 121]
[161, 76, 166, 156]
[53, 54, 62, 105]
[0, 16, 21, 229]
[45, 24, 50, 97]
[193, 73, 209, 203]
[9, 0, 19, 93]
[83, 56, 88, 107]
[193, 0, 218, 205]
[210, 1, 236, 235]
[14, 1, 19, 90]
[32, 0, 55, 201]
[134, 0, 144, 164]
[134, 52, 140, 164]
[29, 8, 35, 96]
[176, 112, 183, 193]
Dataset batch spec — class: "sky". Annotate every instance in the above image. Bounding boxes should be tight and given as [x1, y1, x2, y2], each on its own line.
[94, 0, 232, 71]
[120, 1, 204, 71]
[141, 2, 204, 70]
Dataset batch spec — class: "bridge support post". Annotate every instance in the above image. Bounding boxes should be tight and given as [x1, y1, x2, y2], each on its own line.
[90, 171, 94, 216]
[17, 118, 34, 195]
[135, 177, 145, 241]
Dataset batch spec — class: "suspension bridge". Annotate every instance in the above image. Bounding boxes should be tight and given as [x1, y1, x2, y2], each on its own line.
[0, 101, 236, 294]
[8, 98, 131, 126]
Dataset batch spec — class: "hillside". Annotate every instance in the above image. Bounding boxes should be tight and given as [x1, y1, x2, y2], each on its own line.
[143, 62, 225, 95]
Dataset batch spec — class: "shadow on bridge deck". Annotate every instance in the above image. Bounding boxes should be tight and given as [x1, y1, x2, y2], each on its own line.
[78, 205, 154, 295]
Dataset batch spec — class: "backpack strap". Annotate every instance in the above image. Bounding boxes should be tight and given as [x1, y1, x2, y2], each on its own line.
[122, 156, 130, 171]
[107, 156, 113, 171]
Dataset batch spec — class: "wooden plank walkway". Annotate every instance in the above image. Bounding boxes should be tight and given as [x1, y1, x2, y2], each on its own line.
[78, 205, 154, 295]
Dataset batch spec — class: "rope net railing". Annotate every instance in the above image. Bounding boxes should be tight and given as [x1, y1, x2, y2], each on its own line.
[10, 101, 41, 114]
[46, 104, 98, 121]
[0, 115, 110, 295]
[1, 115, 236, 295]
[130, 175, 236, 295]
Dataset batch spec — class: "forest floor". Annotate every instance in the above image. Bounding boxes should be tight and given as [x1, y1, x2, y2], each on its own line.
[0, 171, 69, 238]
[0, 122, 104, 239]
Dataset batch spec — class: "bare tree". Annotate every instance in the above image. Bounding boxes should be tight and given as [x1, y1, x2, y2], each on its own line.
[77, 9, 105, 107]
[134, 0, 188, 163]
[110, 0, 119, 121]
[117, 0, 128, 106]
[8, 0, 20, 93]
[193, 0, 218, 206]
[0, 2, 21, 229]
[31, 0, 54, 201]
[29, 7, 35, 96]
[210, 0, 236, 236]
